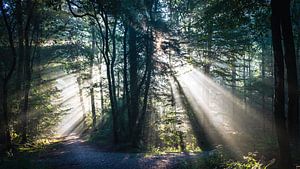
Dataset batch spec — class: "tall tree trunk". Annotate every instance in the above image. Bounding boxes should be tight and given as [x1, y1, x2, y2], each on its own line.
[261, 41, 266, 132]
[101, 14, 119, 144]
[271, 1, 292, 168]
[231, 62, 236, 116]
[99, 66, 104, 112]
[128, 25, 139, 145]
[20, 27, 31, 144]
[123, 24, 130, 135]
[16, 0, 24, 93]
[136, 29, 153, 144]
[281, 0, 299, 141]
[90, 23, 96, 129]
[16, 0, 25, 141]
[0, 81, 12, 152]
[205, 22, 212, 74]
[111, 19, 119, 139]
[97, 55, 104, 112]
[0, 0, 17, 152]
[77, 75, 86, 119]
[20, 0, 34, 143]
[243, 54, 247, 112]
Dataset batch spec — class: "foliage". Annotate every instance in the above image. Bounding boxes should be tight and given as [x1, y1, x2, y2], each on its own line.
[88, 108, 113, 144]
[7, 62, 65, 144]
[177, 149, 274, 169]
[176, 147, 226, 169]
[226, 152, 275, 169]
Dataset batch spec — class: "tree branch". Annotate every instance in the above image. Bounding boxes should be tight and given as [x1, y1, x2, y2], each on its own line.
[66, 0, 94, 18]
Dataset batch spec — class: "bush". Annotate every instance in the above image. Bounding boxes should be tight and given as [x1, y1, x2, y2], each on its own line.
[226, 152, 275, 169]
[176, 148, 275, 169]
[177, 146, 226, 169]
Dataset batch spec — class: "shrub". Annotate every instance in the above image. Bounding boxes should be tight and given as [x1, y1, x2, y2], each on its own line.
[226, 152, 275, 169]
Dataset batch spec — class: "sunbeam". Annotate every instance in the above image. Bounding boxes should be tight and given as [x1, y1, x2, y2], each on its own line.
[52, 68, 90, 137]
[173, 64, 274, 156]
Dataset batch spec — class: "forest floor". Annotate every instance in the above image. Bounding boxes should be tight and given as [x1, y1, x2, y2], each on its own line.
[29, 134, 207, 169]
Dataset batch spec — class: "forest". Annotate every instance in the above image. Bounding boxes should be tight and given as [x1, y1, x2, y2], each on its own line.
[0, 0, 300, 169]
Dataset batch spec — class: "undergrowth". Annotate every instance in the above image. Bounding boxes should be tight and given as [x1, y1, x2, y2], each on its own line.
[177, 147, 275, 169]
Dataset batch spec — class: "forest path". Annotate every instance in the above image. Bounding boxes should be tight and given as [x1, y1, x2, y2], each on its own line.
[36, 135, 206, 169]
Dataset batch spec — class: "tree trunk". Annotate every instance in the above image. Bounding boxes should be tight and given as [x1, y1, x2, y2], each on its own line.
[0, 81, 12, 152]
[123, 24, 130, 136]
[16, 0, 25, 141]
[0, 0, 17, 152]
[90, 23, 96, 129]
[99, 69, 104, 112]
[136, 28, 153, 144]
[271, 0, 292, 168]
[281, 0, 299, 141]
[16, 0, 24, 93]
[97, 55, 104, 112]
[20, 0, 34, 143]
[77, 75, 86, 119]
[205, 22, 212, 74]
[261, 41, 266, 132]
[102, 14, 119, 144]
[111, 19, 119, 139]
[20, 28, 31, 144]
[128, 25, 139, 145]
[231, 62, 236, 116]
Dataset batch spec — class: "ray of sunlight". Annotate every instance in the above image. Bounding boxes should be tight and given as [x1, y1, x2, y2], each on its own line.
[51, 67, 91, 137]
[173, 64, 274, 156]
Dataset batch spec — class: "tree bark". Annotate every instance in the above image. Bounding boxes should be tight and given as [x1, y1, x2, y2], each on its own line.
[205, 22, 212, 74]
[100, 13, 119, 144]
[271, 0, 292, 168]
[136, 28, 153, 144]
[281, 0, 299, 141]
[128, 25, 139, 145]
[21, 0, 35, 143]
[0, 81, 12, 152]
[90, 22, 96, 129]
[261, 40, 266, 132]
[111, 19, 119, 140]
[123, 24, 131, 136]
[16, 0, 24, 93]
[0, 0, 17, 152]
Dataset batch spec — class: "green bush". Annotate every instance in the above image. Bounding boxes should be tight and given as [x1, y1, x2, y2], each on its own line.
[177, 147, 226, 169]
[226, 152, 275, 169]
[177, 149, 275, 169]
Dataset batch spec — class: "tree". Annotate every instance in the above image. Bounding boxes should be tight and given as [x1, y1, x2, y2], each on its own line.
[281, 0, 299, 141]
[20, 0, 36, 144]
[271, 0, 294, 168]
[0, 0, 17, 152]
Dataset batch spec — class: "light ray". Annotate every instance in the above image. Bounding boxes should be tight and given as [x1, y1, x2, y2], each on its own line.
[52, 68, 91, 137]
[173, 64, 274, 156]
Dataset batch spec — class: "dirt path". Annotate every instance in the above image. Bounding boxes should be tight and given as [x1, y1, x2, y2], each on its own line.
[36, 135, 205, 169]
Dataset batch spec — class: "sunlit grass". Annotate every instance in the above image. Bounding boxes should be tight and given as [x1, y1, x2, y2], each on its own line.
[144, 145, 202, 158]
